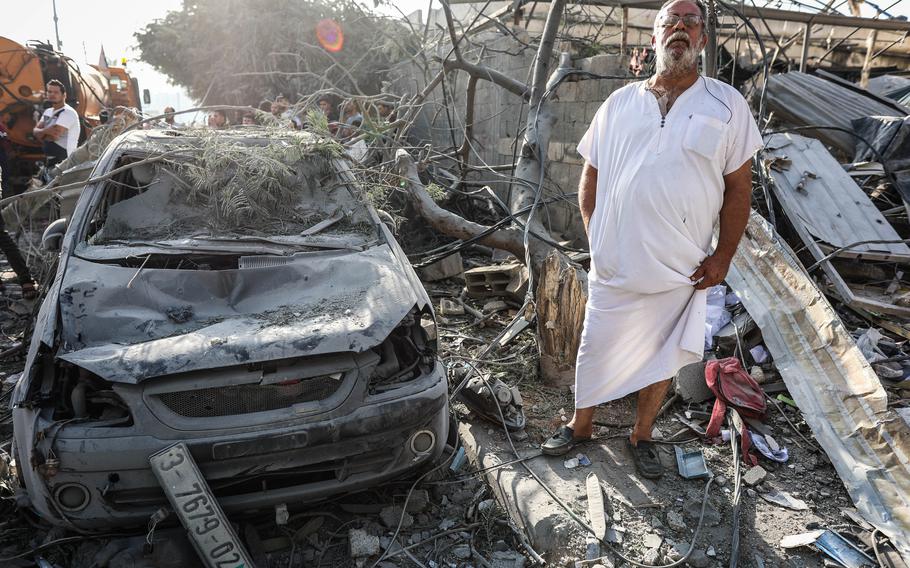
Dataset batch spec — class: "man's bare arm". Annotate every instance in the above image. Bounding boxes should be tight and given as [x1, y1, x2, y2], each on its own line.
[35, 124, 67, 140]
[578, 162, 598, 236]
[690, 159, 752, 290]
[32, 119, 47, 141]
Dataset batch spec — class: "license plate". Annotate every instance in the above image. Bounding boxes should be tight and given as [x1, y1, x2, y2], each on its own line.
[150, 443, 254, 568]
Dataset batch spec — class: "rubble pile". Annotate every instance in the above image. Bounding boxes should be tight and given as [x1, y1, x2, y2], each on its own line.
[0, 4, 909, 566]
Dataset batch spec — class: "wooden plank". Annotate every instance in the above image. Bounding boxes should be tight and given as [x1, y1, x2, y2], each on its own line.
[763, 133, 910, 260]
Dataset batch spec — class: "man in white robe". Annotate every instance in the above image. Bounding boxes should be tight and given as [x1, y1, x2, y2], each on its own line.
[541, 0, 762, 479]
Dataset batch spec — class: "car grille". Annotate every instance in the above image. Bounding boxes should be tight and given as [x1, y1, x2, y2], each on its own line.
[156, 377, 342, 417]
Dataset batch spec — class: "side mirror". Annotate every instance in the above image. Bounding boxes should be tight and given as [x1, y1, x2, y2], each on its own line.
[42, 218, 67, 253]
[142, 89, 151, 105]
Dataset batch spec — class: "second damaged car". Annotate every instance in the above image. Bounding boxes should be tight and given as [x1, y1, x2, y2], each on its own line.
[11, 128, 448, 530]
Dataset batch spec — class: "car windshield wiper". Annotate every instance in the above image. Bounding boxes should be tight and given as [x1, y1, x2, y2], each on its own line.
[88, 240, 254, 255]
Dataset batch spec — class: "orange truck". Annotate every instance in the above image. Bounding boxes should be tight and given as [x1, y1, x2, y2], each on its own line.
[0, 37, 141, 191]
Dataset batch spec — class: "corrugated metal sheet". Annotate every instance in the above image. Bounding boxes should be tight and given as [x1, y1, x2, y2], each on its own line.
[763, 133, 910, 256]
[726, 212, 910, 564]
[765, 72, 908, 154]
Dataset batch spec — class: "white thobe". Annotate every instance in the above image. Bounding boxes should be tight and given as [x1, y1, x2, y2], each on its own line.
[574, 77, 762, 408]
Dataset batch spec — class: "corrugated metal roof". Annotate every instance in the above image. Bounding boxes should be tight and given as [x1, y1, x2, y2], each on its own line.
[765, 72, 908, 154]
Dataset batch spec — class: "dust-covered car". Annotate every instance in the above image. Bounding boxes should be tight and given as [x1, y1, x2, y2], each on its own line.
[11, 128, 447, 530]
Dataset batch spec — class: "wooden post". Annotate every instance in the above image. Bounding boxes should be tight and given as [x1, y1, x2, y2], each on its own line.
[620, 7, 629, 53]
[705, 0, 718, 77]
[799, 24, 811, 72]
[860, 29, 878, 89]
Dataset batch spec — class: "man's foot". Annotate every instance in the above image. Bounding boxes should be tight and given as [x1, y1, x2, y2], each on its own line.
[626, 438, 663, 479]
[541, 425, 591, 456]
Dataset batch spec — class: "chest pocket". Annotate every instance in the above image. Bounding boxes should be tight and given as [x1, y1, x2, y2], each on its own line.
[683, 114, 726, 161]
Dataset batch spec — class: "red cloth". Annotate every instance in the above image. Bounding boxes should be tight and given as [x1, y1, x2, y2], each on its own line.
[704, 357, 767, 465]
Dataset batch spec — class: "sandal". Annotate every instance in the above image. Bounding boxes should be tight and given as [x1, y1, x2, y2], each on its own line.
[20, 281, 37, 301]
[626, 439, 663, 479]
[541, 425, 591, 456]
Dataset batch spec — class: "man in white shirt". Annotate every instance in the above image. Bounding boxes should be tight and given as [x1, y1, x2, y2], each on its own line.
[33, 80, 81, 169]
[541, 0, 762, 479]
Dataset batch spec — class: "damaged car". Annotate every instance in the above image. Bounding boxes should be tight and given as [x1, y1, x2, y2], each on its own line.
[11, 128, 448, 530]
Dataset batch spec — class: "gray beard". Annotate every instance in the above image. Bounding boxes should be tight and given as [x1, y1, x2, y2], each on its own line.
[655, 41, 700, 76]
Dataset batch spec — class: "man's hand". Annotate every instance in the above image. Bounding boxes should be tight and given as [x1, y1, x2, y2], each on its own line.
[690, 253, 732, 290]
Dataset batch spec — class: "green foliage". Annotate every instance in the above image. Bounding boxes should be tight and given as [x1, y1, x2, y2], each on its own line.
[135, 0, 418, 106]
[176, 132, 339, 229]
[305, 109, 331, 137]
[424, 182, 447, 203]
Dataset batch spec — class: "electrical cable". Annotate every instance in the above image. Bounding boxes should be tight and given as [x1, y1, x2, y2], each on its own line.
[728, 413, 742, 568]
[458, 358, 716, 568]
[0, 533, 130, 562]
[716, 0, 769, 125]
[369, 437, 459, 568]
[701, 76, 733, 123]
[804, 238, 910, 273]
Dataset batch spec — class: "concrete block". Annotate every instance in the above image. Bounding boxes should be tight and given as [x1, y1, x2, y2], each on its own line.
[674, 361, 712, 403]
[546, 141, 566, 162]
[349, 529, 380, 558]
[558, 81, 578, 102]
[743, 465, 768, 486]
[587, 54, 615, 75]
[586, 101, 606, 121]
[563, 150, 585, 166]
[578, 79, 600, 101]
[380, 505, 413, 529]
[417, 252, 463, 282]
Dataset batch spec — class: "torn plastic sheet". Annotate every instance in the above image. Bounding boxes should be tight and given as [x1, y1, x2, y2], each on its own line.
[725, 212, 910, 562]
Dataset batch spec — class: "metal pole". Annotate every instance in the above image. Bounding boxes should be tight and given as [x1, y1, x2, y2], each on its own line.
[52, 0, 62, 51]
[799, 23, 811, 72]
[620, 6, 629, 53]
[860, 29, 878, 89]
[705, 0, 717, 77]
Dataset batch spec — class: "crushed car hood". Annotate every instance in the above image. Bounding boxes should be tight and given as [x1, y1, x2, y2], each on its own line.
[56, 245, 424, 383]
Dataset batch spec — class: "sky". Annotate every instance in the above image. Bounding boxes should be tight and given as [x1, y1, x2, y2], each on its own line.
[1, 0, 908, 114]
[0, 0, 432, 115]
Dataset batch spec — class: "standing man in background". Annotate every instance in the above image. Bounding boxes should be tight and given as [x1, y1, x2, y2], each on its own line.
[32, 80, 80, 170]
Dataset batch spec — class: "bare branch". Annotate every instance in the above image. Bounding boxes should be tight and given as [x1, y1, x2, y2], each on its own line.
[395, 149, 527, 261]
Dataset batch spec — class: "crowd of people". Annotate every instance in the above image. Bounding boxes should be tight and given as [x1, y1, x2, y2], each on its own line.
[0, 83, 400, 300]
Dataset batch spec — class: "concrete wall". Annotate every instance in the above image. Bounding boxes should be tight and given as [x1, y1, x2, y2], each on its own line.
[389, 28, 634, 242]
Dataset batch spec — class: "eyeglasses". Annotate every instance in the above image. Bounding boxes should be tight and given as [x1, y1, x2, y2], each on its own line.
[659, 14, 703, 28]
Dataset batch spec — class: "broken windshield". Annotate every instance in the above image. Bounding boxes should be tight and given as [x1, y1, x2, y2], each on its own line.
[81, 134, 379, 252]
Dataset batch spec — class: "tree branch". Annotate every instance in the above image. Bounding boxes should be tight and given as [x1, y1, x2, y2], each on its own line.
[395, 149, 527, 261]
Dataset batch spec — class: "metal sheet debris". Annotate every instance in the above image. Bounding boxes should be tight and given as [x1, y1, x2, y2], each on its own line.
[762, 133, 910, 318]
[852, 115, 910, 204]
[765, 72, 908, 153]
[815, 530, 877, 568]
[725, 212, 910, 562]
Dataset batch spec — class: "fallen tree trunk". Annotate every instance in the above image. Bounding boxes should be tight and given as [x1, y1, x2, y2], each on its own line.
[536, 250, 587, 387]
[395, 149, 527, 261]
